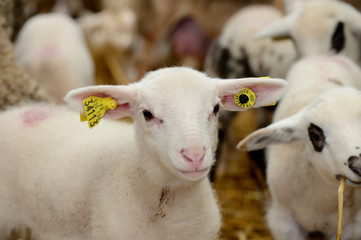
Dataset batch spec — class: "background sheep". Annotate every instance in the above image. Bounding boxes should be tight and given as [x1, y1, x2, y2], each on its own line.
[5, 0, 361, 239]
[205, 0, 361, 181]
[79, 7, 139, 84]
[237, 55, 361, 239]
[203, 4, 296, 180]
[14, 12, 95, 104]
[257, 0, 361, 64]
[204, 4, 296, 79]
[0, 67, 287, 239]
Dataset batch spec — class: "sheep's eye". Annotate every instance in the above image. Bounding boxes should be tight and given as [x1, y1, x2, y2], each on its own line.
[143, 110, 154, 121]
[213, 104, 220, 115]
[308, 123, 325, 152]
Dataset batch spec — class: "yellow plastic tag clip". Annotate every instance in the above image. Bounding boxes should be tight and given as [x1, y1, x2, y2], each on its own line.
[234, 88, 256, 109]
[234, 76, 277, 108]
[80, 96, 117, 128]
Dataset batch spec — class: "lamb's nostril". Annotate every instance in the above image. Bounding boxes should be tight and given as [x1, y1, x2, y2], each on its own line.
[348, 155, 361, 176]
[180, 148, 206, 163]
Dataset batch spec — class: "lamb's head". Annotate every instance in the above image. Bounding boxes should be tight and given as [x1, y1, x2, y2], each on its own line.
[65, 67, 287, 181]
[237, 87, 361, 186]
[256, 0, 361, 61]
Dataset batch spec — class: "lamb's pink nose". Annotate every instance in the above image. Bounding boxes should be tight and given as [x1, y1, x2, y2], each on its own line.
[180, 147, 206, 169]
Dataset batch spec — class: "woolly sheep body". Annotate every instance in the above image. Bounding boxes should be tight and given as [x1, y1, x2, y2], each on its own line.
[0, 67, 287, 239]
[14, 13, 95, 104]
[204, 4, 297, 79]
[237, 56, 361, 239]
[273, 55, 361, 120]
[265, 88, 361, 240]
[0, 105, 220, 239]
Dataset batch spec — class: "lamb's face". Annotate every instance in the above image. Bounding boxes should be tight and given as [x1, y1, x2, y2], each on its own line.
[289, 1, 361, 62]
[237, 87, 361, 186]
[65, 66, 288, 182]
[304, 89, 361, 185]
[135, 69, 220, 182]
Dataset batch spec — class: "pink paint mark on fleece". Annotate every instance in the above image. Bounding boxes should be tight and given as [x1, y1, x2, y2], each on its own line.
[21, 108, 53, 127]
[36, 45, 60, 61]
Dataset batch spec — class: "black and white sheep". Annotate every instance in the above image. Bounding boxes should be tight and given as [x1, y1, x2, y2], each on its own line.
[238, 55, 361, 240]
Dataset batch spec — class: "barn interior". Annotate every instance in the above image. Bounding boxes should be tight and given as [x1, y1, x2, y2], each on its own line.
[2, 0, 361, 239]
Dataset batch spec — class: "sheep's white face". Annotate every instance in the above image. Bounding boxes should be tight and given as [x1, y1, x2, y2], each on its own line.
[238, 87, 361, 186]
[303, 89, 361, 185]
[65, 66, 288, 182]
[134, 70, 220, 181]
[291, 4, 359, 61]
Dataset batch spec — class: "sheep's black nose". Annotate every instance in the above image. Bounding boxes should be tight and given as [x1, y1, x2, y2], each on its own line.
[348, 155, 361, 176]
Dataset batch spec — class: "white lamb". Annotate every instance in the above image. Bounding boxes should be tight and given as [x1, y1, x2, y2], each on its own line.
[237, 55, 361, 240]
[0, 67, 287, 239]
[257, 0, 361, 65]
[14, 12, 95, 104]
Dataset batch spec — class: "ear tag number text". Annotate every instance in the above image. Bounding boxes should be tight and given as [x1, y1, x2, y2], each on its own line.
[234, 88, 256, 109]
[80, 96, 117, 128]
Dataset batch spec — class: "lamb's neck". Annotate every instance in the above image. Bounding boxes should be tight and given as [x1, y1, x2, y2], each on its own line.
[134, 149, 196, 191]
[298, 157, 346, 212]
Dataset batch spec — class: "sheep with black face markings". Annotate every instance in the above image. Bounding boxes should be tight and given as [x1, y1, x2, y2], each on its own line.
[237, 55, 361, 240]
[0, 67, 287, 239]
[257, 0, 361, 65]
[204, 4, 297, 79]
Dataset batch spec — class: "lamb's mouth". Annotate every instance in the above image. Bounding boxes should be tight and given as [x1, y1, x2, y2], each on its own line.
[335, 174, 361, 185]
[178, 168, 210, 178]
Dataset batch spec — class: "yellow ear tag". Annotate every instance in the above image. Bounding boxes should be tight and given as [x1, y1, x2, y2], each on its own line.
[234, 88, 256, 109]
[80, 96, 117, 128]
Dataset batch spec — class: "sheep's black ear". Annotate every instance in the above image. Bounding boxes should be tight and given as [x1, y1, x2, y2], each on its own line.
[331, 21, 345, 53]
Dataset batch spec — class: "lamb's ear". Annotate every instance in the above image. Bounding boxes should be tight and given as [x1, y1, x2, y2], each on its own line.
[64, 84, 139, 119]
[345, 3, 361, 36]
[236, 108, 307, 151]
[255, 14, 296, 40]
[216, 77, 288, 111]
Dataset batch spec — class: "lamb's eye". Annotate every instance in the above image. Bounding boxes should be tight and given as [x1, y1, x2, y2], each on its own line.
[213, 104, 220, 115]
[308, 123, 325, 152]
[143, 110, 154, 121]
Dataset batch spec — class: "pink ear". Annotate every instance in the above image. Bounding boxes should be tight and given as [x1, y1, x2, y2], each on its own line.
[216, 77, 288, 111]
[64, 84, 139, 119]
